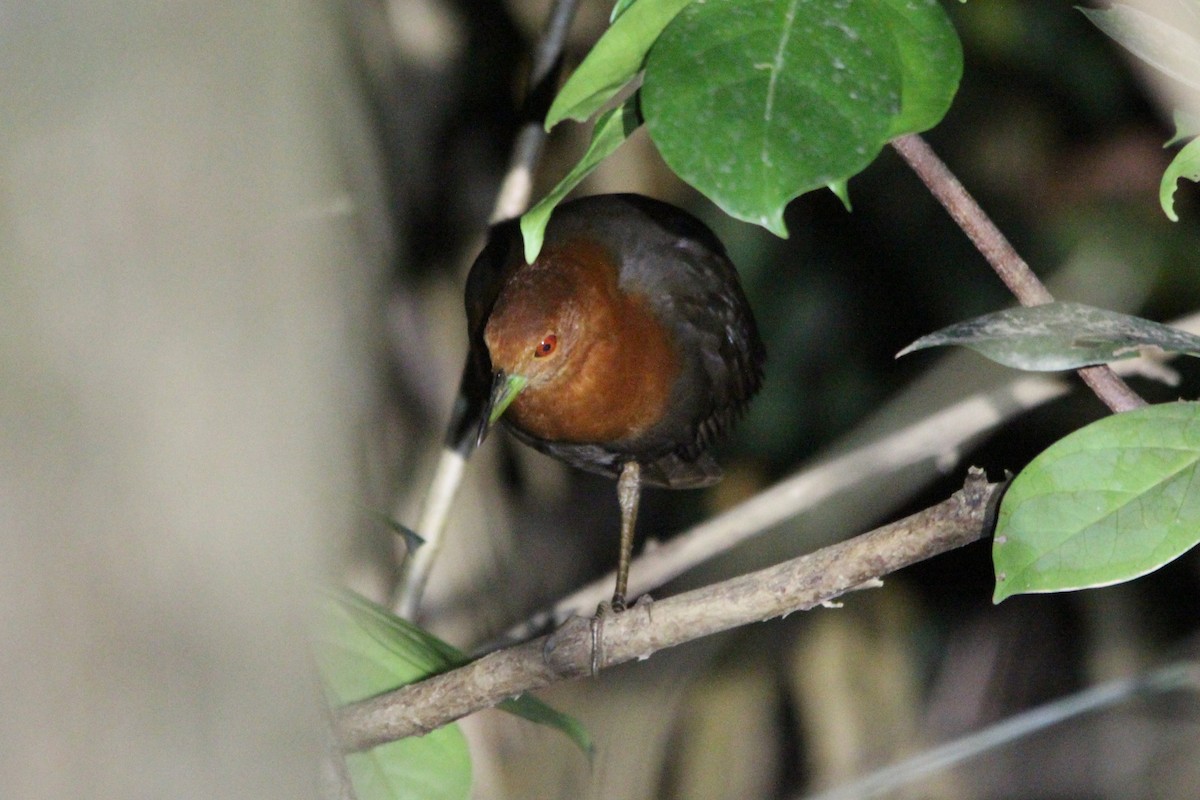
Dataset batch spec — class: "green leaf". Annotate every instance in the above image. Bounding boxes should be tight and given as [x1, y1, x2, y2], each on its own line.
[610, 0, 639, 23]
[1165, 108, 1200, 147]
[315, 590, 470, 800]
[896, 301, 1200, 370]
[316, 590, 592, 769]
[1079, 4, 1200, 91]
[994, 402, 1200, 602]
[545, 0, 693, 129]
[1161, 134, 1200, 222]
[522, 98, 642, 263]
[827, 178, 852, 212]
[642, 0, 960, 235]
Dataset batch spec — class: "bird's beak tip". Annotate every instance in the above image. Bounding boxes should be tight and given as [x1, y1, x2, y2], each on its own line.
[478, 371, 528, 446]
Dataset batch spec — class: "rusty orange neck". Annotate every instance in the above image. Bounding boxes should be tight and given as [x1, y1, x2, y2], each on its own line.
[502, 239, 682, 447]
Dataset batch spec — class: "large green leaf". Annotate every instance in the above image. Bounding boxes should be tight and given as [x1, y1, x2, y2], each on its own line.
[544, 0, 693, 128]
[316, 591, 471, 800]
[315, 590, 592, 797]
[641, 0, 961, 235]
[994, 402, 1200, 602]
[897, 302, 1200, 370]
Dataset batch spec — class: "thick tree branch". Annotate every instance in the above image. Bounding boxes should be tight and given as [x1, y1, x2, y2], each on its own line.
[338, 470, 1001, 752]
[890, 134, 1147, 414]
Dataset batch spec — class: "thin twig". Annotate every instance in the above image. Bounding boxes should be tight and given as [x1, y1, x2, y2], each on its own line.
[394, 0, 582, 619]
[395, 450, 466, 619]
[338, 471, 1000, 752]
[802, 662, 1200, 800]
[890, 134, 1147, 413]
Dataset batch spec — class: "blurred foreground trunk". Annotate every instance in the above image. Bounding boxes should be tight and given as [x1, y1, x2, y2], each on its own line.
[0, 3, 385, 797]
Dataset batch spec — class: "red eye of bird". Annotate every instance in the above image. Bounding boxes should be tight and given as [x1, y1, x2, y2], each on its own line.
[534, 334, 557, 358]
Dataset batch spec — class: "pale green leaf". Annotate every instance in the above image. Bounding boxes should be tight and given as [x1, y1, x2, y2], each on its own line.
[611, 0, 638, 23]
[1165, 108, 1200, 147]
[897, 302, 1200, 370]
[1079, 4, 1200, 90]
[315, 590, 470, 800]
[994, 402, 1200, 601]
[316, 589, 592, 771]
[1161, 134, 1200, 222]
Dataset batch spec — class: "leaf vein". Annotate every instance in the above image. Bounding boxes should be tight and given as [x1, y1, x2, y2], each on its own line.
[761, 0, 800, 167]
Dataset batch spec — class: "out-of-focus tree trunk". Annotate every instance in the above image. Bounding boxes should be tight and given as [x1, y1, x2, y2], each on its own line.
[0, 3, 386, 797]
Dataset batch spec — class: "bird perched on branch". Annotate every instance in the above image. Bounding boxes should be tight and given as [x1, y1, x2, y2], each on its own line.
[451, 193, 765, 611]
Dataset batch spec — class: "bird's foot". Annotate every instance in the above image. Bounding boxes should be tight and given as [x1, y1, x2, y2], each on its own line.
[610, 592, 627, 614]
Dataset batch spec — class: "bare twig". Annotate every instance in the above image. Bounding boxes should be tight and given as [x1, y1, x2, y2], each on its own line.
[395, 450, 466, 619]
[802, 661, 1200, 800]
[890, 134, 1147, 413]
[338, 471, 1001, 752]
[394, 0, 582, 619]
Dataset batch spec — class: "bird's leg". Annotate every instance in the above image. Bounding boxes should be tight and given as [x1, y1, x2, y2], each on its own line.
[612, 461, 642, 612]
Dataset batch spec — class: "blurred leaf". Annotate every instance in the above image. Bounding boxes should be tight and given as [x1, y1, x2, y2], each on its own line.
[994, 402, 1200, 602]
[315, 590, 470, 800]
[317, 590, 592, 768]
[1166, 108, 1200, 146]
[1079, 4, 1200, 90]
[1161, 134, 1200, 222]
[642, 0, 960, 235]
[498, 693, 594, 760]
[545, 0, 692, 128]
[610, 0, 638, 23]
[523, 97, 642, 262]
[897, 301, 1200, 370]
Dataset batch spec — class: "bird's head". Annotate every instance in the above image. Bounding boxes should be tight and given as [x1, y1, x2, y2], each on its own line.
[480, 247, 607, 431]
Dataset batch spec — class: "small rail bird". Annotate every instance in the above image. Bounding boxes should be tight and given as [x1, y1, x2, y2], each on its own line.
[452, 193, 764, 611]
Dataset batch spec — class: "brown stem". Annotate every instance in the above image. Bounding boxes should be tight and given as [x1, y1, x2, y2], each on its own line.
[890, 134, 1146, 413]
[338, 470, 1001, 752]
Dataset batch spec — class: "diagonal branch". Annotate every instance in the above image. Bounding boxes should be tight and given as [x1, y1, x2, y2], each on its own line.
[338, 470, 1001, 752]
[890, 134, 1147, 414]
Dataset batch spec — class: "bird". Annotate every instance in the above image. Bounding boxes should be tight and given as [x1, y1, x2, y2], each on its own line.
[449, 193, 765, 612]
